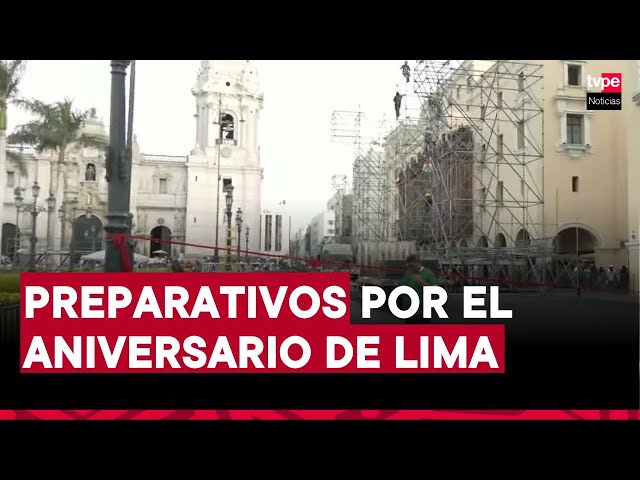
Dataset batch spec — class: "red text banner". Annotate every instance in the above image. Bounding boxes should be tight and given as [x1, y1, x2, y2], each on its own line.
[20, 273, 505, 374]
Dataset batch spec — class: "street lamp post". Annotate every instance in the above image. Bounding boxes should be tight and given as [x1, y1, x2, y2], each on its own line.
[45, 193, 56, 270]
[13, 187, 23, 266]
[288, 215, 292, 267]
[46, 193, 56, 245]
[58, 203, 66, 251]
[128, 213, 135, 267]
[213, 93, 223, 264]
[628, 230, 636, 293]
[225, 186, 234, 271]
[66, 199, 78, 271]
[245, 226, 250, 265]
[235, 208, 243, 265]
[28, 181, 47, 272]
[104, 60, 133, 272]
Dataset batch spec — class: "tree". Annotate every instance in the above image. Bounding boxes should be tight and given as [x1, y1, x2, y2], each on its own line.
[8, 98, 108, 248]
[9, 97, 108, 192]
[0, 60, 27, 205]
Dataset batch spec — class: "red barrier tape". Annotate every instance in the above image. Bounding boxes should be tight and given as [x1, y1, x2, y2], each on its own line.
[103, 232, 635, 297]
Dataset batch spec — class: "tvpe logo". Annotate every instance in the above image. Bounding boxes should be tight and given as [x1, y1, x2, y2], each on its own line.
[586, 73, 622, 110]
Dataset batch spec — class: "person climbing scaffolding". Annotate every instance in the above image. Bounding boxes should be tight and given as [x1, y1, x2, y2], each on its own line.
[393, 91, 404, 119]
[401, 61, 411, 83]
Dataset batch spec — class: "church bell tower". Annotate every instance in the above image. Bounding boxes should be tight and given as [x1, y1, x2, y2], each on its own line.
[185, 60, 264, 259]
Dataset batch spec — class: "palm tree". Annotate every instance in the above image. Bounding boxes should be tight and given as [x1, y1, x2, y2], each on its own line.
[0, 60, 27, 211]
[8, 98, 107, 250]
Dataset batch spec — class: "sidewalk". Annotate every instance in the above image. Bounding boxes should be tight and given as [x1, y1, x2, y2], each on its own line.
[534, 288, 639, 304]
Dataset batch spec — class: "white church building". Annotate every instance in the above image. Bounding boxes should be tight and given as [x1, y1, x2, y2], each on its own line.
[1, 60, 289, 264]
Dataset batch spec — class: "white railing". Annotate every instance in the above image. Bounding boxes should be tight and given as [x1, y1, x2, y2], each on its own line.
[141, 154, 188, 163]
[6, 145, 37, 156]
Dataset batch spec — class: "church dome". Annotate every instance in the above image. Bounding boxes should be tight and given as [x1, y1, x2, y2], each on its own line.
[82, 109, 108, 140]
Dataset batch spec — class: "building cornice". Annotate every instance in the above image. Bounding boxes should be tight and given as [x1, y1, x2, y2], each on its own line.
[555, 94, 587, 102]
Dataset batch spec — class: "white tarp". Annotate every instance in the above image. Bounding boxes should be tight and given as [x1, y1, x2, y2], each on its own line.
[80, 249, 149, 264]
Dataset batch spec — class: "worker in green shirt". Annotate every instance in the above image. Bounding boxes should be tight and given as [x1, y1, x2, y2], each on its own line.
[400, 254, 439, 323]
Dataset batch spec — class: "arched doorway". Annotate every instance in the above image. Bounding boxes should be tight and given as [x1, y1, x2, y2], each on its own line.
[554, 227, 597, 255]
[1, 223, 19, 259]
[477, 236, 488, 248]
[495, 233, 507, 248]
[515, 229, 531, 247]
[150, 226, 172, 257]
[71, 215, 103, 263]
[459, 239, 469, 248]
[553, 226, 598, 288]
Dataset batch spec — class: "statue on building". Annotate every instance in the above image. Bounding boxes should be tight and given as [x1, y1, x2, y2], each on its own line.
[85, 163, 96, 182]
[401, 61, 411, 83]
[393, 91, 404, 119]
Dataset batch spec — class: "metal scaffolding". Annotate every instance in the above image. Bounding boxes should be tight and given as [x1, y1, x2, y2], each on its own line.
[330, 174, 350, 239]
[402, 60, 563, 284]
[329, 62, 590, 288]
[330, 110, 393, 242]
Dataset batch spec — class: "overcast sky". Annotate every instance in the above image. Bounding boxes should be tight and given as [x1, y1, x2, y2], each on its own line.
[7, 60, 411, 232]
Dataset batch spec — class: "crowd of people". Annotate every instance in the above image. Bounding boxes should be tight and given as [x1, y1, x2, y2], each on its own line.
[168, 259, 202, 272]
[577, 264, 630, 292]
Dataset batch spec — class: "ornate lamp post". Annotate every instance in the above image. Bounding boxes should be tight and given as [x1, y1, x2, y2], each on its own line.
[235, 208, 243, 265]
[58, 204, 66, 250]
[47, 193, 56, 250]
[64, 198, 79, 271]
[245, 225, 250, 265]
[28, 181, 49, 272]
[225, 186, 234, 271]
[13, 187, 23, 266]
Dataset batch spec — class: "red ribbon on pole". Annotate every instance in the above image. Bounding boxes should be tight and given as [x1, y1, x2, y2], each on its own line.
[112, 233, 132, 272]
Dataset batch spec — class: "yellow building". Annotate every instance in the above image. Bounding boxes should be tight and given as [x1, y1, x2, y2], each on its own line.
[543, 60, 639, 292]
[625, 61, 639, 293]
[393, 59, 638, 292]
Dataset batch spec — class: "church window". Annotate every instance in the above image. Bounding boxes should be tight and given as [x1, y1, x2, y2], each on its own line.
[221, 114, 235, 144]
[159, 178, 168, 194]
[85, 163, 96, 182]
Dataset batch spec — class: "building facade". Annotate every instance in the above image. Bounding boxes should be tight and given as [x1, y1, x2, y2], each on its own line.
[309, 208, 336, 257]
[326, 193, 353, 244]
[1, 60, 288, 265]
[542, 60, 638, 291]
[258, 210, 290, 260]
